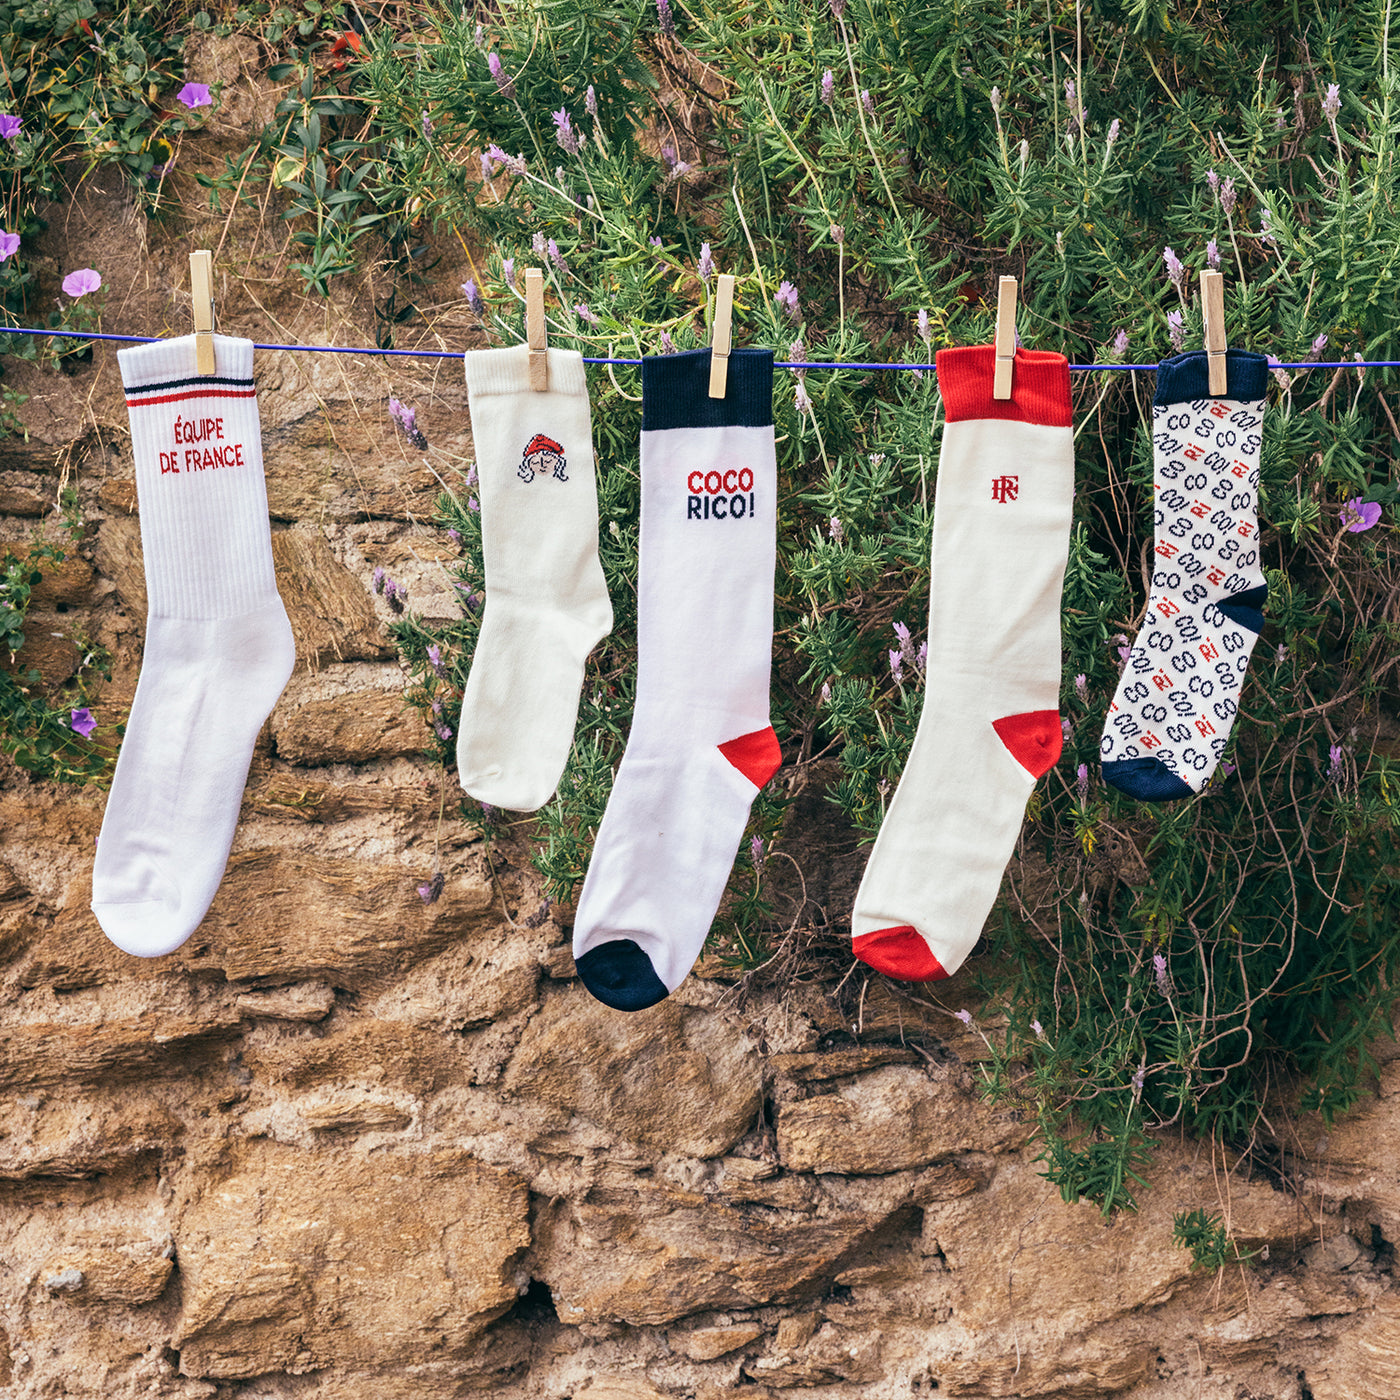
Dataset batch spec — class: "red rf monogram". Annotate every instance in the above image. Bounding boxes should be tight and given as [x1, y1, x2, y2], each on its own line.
[991, 475, 1019, 503]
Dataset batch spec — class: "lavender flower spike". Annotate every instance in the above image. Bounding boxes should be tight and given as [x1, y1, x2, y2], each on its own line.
[1163, 245, 1184, 287]
[552, 106, 581, 156]
[698, 242, 714, 283]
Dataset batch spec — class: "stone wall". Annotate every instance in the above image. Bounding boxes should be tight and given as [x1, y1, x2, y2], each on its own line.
[0, 34, 1397, 1400]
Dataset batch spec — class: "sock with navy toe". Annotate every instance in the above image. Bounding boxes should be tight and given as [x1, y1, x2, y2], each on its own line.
[572, 348, 780, 1011]
[1100, 349, 1268, 800]
[848, 346, 1075, 983]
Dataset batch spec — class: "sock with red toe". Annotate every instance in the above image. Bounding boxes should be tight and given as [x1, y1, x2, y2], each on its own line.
[850, 346, 1074, 983]
[572, 348, 781, 1011]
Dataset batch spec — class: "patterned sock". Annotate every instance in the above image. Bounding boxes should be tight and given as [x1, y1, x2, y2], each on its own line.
[1100, 350, 1268, 800]
[851, 347, 1074, 982]
[456, 345, 613, 812]
[572, 349, 781, 1011]
[92, 335, 295, 957]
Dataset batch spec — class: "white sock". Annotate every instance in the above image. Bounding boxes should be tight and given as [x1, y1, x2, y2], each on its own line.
[455, 345, 613, 811]
[572, 349, 781, 1010]
[1100, 350, 1268, 798]
[851, 347, 1074, 982]
[92, 335, 294, 957]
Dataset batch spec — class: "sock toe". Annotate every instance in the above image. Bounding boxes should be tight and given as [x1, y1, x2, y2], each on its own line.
[852, 925, 949, 982]
[575, 938, 670, 1011]
[90, 900, 196, 959]
[1101, 756, 1195, 802]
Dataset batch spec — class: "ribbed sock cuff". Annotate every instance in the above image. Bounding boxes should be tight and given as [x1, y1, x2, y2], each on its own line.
[936, 346, 1072, 426]
[1154, 349, 1268, 405]
[641, 348, 773, 430]
[464, 344, 588, 398]
[118, 333, 253, 390]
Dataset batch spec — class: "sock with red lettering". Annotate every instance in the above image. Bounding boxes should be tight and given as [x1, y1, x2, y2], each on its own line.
[456, 345, 613, 811]
[850, 347, 1074, 983]
[572, 348, 781, 1011]
[1100, 350, 1268, 799]
[92, 334, 294, 957]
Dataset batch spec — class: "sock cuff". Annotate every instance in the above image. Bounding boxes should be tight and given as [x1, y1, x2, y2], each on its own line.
[1154, 350, 1268, 405]
[936, 346, 1072, 426]
[641, 349, 773, 430]
[464, 344, 588, 398]
[118, 334, 254, 393]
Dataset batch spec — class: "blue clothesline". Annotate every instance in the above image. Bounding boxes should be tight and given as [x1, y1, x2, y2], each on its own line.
[4, 326, 1396, 372]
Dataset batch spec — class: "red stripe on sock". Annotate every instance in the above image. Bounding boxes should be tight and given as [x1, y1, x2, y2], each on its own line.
[936, 346, 1072, 426]
[718, 726, 781, 788]
[853, 926, 949, 982]
[126, 388, 258, 408]
[992, 709, 1063, 778]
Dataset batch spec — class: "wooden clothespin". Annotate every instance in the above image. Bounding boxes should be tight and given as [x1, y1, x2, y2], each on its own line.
[993, 275, 1017, 400]
[525, 267, 548, 392]
[190, 250, 215, 376]
[708, 273, 735, 399]
[1200, 269, 1227, 396]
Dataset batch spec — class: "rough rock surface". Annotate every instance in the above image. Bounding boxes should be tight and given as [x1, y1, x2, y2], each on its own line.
[0, 34, 1393, 1400]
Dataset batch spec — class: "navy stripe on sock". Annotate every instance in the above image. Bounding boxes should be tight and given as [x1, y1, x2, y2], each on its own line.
[1102, 756, 1196, 802]
[1154, 350, 1268, 405]
[642, 349, 774, 431]
[575, 939, 669, 1012]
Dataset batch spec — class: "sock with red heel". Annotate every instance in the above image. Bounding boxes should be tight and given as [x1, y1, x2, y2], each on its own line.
[851, 346, 1075, 983]
[573, 348, 781, 1011]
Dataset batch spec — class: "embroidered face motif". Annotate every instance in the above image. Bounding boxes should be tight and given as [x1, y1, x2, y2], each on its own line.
[519, 433, 568, 482]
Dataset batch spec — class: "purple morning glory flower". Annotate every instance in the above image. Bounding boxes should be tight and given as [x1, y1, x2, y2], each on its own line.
[61, 268, 101, 297]
[70, 707, 96, 739]
[177, 82, 212, 109]
[0, 114, 20, 140]
[1340, 497, 1382, 532]
[0, 231, 18, 262]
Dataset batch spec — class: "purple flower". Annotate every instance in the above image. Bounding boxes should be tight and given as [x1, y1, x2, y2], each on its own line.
[1220, 177, 1237, 216]
[1106, 117, 1120, 149]
[70, 707, 96, 739]
[1322, 83, 1341, 120]
[1326, 743, 1345, 782]
[828, 516, 844, 543]
[1031, 1019, 1046, 1040]
[1131, 1065, 1146, 1096]
[1064, 78, 1075, 106]
[501, 257, 515, 289]
[889, 649, 904, 684]
[1074, 672, 1088, 702]
[1206, 238, 1220, 271]
[990, 86, 1002, 114]
[523, 897, 553, 928]
[659, 330, 676, 355]
[479, 802, 496, 821]
[417, 872, 446, 904]
[1206, 168, 1220, 198]
[1268, 354, 1292, 392]
[893, 620, 912, 652]
[177, 82, 212, 109]
[750, 834, 765, 871]
[794, 381, 812, 415]
[575, 302, 599, 325]
[698, 242, 714, 283]
[820, 681, 831, 704]
[1061, 716, 1074, 743]
[0, 114, 20, 140]
[468, 497, 480, 513]
[532, 231, 547, 258]
[485, 144, 526, 176]
[830, 223, 844, 246]
[1221, 761, 1237, 779]
[1076, 762, 1089, 806]
[427, 644, 447, 679]
[1113, 633, 1131, 663]
[0, 231, 18, 262]
[1163, 246, 1185, 288]
[585, 85, 598, 118]
[954, 1009, 973, 1026]
[473, 23, 485, 47]
[1311, 332, 1329, 356]
[383, 578, 406, 614]
[552, 106, 581, 156]
[461, 279, 485, 315]
[916, 641, 927, 672]
[1340, 497, 1382, 532]
[917, 308, 931, 345]
[447, 527, 462, 546]
[389, 397, 428, 449]
[547, 239, 568, 276]
[1260, 206, 1276, 246]
[487, 53, 514, 98]
[861, 89, 876, 119]
[821, 70, 835, 106]
[372, 566, 386, 594]
[829, 0, 845, 17]
[1110, 329, 1128, 360]
[1275, 643, 1289, 663]
[480, 152, 494, 181]
[61, 268, 101, 298]
[1167, 310, 1184, 353]
[1153, 952, 1171, 997]
[775, 280, 800, 323]
[657, 0, 676, 37]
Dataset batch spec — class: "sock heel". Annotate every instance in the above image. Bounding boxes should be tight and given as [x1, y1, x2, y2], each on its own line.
[991, 709, 1062, 778]
[852, 926, 949, 982]
[718, 726, 782, 788]
[1216, 582, 1268, 634]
